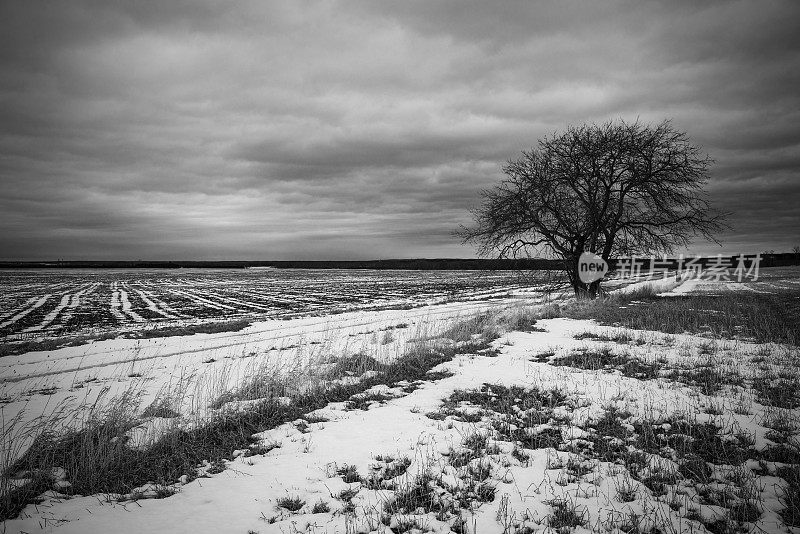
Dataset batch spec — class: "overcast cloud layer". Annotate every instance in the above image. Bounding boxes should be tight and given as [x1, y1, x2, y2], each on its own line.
[1, 0, 799, 260]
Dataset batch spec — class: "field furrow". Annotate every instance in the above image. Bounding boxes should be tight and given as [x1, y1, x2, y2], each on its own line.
[167, 289, 237, 311]
[118, 286, 144, 322]
[0, 297, 37, 323]
[0, 295, 51, 329]
[130, 288, 178, 319]
[0, 269, 555, 339]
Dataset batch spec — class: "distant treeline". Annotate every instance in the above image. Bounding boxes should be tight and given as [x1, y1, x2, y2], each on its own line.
[1, 253, 798, 270]
[0, 258, 561, 270]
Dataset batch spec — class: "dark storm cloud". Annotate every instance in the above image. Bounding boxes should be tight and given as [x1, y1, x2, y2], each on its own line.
[1, 0, 799, 260]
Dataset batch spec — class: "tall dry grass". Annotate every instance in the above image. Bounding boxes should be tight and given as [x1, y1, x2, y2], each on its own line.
[554, 284, 799, 345]
[0, 304, 539, 520]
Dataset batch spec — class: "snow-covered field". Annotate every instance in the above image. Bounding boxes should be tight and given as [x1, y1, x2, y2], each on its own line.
[0, 298, 542, 447]
[0, 269, 653, 445]
[1, 269, 798, 533]
[0, 269, 548, 339]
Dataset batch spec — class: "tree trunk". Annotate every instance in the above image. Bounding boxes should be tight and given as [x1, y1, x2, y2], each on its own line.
[569, 262, 602, 300]
[572, 281, 600, 299]
[588, 280, 601, 298]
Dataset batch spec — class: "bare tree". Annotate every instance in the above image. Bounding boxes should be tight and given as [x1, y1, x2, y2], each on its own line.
[460, 119, 727, 298]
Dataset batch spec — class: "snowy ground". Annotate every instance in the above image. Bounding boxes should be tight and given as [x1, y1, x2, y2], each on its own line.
[0, 296, 547, 467]
[2, 271, 798, 533]
[0, 275, 644, 455]
[4, 315, 799, 534]
[0, 269, 550, 339]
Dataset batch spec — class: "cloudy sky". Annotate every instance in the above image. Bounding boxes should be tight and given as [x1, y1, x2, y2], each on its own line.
[1, 0, 798, 260]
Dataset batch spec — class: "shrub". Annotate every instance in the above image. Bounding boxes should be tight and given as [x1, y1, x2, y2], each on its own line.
[276, 495, 305, 512]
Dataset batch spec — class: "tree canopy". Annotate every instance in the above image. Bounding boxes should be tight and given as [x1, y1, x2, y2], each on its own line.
[461, 119, 727, 298]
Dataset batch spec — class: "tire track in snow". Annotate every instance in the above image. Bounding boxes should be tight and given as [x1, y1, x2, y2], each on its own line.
[0, 299, 531, 382]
